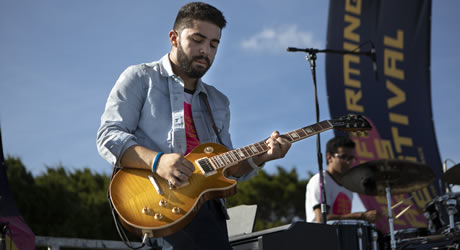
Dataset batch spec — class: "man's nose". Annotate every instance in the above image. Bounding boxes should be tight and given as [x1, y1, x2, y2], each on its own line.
[199, 44, 210, 56]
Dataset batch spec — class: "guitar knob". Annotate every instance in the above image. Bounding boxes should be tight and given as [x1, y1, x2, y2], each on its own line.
[154, 213, 163, 220]
[159, 199, 168, 207]
[172, 207, 181, 214]
[142, 207, 153, 215]
[204, 146, 214, 153]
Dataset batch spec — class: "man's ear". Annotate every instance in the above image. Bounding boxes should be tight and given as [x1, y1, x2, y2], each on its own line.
[169, 29, 179, 48]
[325, 152, 332, 164]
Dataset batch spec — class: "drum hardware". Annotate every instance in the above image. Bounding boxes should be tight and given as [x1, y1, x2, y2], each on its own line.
[327, 220, 379, 250]
[357, 227, 364, 250]
[341, 159, 434, 250]
[424, 192, 460, 234]
[371, 230, 379, 250]
[443, 162, 460, 186]
[382, 227, 431, 249]
[446, 198, 458, 232]
[385, 186, 397, 250]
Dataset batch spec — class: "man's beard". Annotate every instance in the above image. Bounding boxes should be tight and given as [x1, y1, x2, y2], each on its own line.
[176, 43, 212, 79]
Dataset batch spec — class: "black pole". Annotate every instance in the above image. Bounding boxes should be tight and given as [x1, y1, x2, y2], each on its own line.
[305, 51, 328, 223]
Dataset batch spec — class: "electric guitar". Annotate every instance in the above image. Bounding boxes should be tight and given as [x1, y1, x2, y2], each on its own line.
[109, 114, 371, 238]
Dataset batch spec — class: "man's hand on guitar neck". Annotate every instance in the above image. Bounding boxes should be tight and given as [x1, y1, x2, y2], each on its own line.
[229, 131, 291, 177]
[253, 130, 291, 165]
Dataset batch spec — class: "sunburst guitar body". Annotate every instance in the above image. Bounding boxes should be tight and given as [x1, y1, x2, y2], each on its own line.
[108, 114, 372, 238]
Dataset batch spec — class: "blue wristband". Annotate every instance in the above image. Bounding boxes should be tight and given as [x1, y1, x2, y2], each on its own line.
[152, 152, 164, 173]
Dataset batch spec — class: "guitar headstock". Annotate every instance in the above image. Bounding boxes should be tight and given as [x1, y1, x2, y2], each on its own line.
[330, 114, 372, 132]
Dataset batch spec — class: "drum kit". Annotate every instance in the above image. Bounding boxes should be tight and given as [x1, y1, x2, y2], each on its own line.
[331, 160, 460, 250]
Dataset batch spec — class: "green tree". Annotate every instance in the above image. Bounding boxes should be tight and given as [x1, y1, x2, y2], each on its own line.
[4, 156, 44, 232]
[5, 156, 121, 241]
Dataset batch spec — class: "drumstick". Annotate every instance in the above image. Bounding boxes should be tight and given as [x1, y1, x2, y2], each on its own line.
[395, 204, 412, 219]
[391, 196, 413, 210]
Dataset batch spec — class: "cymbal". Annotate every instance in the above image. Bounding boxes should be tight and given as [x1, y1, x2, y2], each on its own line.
[340, 159, 435, 196]
[443, 163, 460, 185]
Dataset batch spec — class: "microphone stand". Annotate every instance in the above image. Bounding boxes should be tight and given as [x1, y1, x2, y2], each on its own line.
[287, 46, 375, 224]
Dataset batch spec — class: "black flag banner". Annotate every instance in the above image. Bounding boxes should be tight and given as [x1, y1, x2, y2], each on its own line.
[325, 0, 441, 232]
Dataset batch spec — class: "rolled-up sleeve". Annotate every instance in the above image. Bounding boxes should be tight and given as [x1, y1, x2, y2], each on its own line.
[96, 65, 147, 166]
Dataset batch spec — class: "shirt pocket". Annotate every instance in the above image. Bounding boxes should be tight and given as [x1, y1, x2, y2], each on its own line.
[212, 110, 227, 133]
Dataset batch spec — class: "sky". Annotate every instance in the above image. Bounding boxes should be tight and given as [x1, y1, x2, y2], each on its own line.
[1, 1, 459, 212]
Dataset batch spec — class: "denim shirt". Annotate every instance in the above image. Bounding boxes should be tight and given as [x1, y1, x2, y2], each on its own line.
[97, 53, 256, 186]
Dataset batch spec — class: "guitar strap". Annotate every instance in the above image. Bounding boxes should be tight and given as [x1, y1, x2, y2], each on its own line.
[199, 92, 230, 220]
[199, 92, 224, 145]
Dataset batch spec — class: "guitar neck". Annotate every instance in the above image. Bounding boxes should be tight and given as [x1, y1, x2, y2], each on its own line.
[209, 120, 333, 169]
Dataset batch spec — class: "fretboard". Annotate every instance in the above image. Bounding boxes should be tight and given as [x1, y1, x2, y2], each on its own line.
[209, 120, 333, 169]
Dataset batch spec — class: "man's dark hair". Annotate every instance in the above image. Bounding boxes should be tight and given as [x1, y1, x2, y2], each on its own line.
[326, 136, 356, 155]
[173, 2, 227, 32]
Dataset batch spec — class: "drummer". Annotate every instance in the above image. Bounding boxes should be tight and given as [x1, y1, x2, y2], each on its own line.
[305, 136, 379, 223]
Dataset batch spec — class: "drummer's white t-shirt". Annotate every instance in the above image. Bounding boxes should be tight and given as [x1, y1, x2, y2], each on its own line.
[305, 170, 353, 222]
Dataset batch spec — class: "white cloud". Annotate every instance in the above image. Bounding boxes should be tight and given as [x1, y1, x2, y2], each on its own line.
[240, 24, 323, 53]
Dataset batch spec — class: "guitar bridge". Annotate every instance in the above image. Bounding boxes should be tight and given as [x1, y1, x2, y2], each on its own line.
[195, 157, 217, 176]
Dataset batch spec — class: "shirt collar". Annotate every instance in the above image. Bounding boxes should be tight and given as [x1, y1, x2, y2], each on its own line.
[159, 53, 208, 96]
[159, 53, 175, 77]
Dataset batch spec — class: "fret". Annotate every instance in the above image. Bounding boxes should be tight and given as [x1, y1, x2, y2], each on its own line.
[249, 145, 259, 154]
[319, 120, 332, 129]
[311, 124, 322, 132]
[244, 146, 253, 156]
[216, 155, 225, 167]
[241, 147, 250, 157]
[219, 154, 227, 165]
[283, 133, 293, 142]
[236, 149, 246, 159]
[222, 153, 231, 165]
[254, 143, 264, 152]
[210, 157, 221, 169]
[304, 126, 314, 134]
[232, 150, 241, 161]
[229, 151, 238, 162]
[288, 131, 300, 141]
[259, 142, 269, 151]
[296, 129, 307, 138]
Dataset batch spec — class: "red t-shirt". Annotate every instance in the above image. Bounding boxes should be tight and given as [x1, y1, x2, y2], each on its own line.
[184, 92, 200, 154]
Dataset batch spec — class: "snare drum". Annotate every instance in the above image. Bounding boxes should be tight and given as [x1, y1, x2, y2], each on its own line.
[327, 220, 379, 250]
[424, 192, 460, 233]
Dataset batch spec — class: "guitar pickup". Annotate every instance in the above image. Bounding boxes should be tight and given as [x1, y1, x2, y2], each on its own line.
[148, 175, 164, 195]
[195, 157, 217, 176]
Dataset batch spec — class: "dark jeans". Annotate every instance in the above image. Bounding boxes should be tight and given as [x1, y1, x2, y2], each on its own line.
[149, 200, 232, 250]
